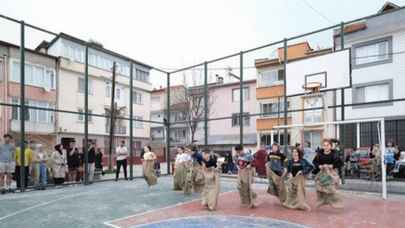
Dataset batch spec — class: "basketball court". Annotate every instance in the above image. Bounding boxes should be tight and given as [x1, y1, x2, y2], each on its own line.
[1, 176, 404, 228]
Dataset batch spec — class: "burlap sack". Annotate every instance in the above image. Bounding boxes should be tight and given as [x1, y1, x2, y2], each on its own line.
[237, 167, 257, 207]
[192, 163, 205, 193]
[143, 160, 157, 186]
[283, 174, 310, 210]
[183, 161, 193, 195]
[315, 169, 343, 207]
[266, 165, 287, 203]
[173, 163, 185, 190]
[201, 167, 220, 211]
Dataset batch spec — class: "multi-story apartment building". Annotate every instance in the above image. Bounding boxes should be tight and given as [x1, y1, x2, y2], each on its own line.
[255, 42, 334, 150]
[333, 2, 405, 150]
[192, 79, 258, 153]
[150, 85, 189, 148]
[37, 33, 152, 152]
[0, 40, 58, 151]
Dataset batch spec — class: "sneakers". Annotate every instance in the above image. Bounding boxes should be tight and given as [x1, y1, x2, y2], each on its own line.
[1, 189, 6, 194]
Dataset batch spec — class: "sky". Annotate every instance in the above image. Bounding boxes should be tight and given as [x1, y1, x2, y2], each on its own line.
[1, 0, 404, 87]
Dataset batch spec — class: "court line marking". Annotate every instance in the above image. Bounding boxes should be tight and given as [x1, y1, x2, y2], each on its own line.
[103, 191, 235, 228]
[130, 215, 309, 228]
[0, 192, 88, 222]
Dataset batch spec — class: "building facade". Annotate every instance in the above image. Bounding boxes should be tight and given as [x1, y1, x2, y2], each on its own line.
[334, 3, 405, 150]
[0, 41, 58, 151]
[39, 33, 152, 155]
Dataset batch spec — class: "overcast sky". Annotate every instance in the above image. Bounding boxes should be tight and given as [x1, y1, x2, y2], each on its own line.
[1, 0, 404, 87]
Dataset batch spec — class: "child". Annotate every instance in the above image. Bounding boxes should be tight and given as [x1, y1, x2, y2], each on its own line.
[142, 146, 158, 187]
[201, 149, 220, 211]
[266, 143, 287, 204]
[312, 139, 344, 209]
[235, 145, 257, 208]
[283, 147, 313, 211]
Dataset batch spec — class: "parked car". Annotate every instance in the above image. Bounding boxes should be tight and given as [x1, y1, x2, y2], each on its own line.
[393, 152, 405, 178]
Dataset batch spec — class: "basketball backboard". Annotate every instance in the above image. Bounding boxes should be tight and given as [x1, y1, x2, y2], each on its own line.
[286, 49, 351, 96]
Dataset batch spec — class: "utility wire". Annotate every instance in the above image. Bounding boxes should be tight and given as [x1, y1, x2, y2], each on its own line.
[300, 0, 336, 24]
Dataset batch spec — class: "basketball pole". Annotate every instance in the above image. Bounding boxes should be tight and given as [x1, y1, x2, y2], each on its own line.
[379, 119, 387, 200]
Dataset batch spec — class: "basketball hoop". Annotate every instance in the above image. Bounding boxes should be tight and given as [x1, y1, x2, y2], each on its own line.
[302, 82, 321, 93]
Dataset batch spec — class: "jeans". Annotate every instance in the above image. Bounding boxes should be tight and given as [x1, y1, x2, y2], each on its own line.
[15, 166, 29, 189]
[116, 159, 127, 180]
[39, 163, 47, 186]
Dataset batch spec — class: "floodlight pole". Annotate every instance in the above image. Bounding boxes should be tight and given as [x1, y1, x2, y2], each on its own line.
[129, 63, 134, 180]
[84, 45, 89, 185]
[204, 62, 208, 146]
[166, 72, 171, 175]
[380, 119, 387, 200]
[19, 21, 26, 191]
[239, 52, 244, 146]
[283, 38, 288, 153]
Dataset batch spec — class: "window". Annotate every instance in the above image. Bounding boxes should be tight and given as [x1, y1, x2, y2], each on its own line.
[132, 91, 143, 104]
[134, 116, 144, 128]
[105, 81, 111, 97]
[232, 112, 250, 127]
[11, 61, 55, 89]
[353, 80, 393, 107]
[78, 108, 92, 122]
[260, 101, 289, 117]
[303, 96, 323, 123]
[304, 131, 322, 149]
[259, 69, 284, 87]
[232, 87, 249, 102]
[174, 112, 185, 121]
[353, 36, 392, 68]
[135, 69, 149, 82]
[11, 98, 54, 123]
[116, 87, 121, 100]
[78, 78, 92, 94]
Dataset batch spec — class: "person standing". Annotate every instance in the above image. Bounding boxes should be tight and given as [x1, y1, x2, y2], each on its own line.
[33, 144, 48, 190]
[142, 146, 158, 187]
[173, 147, 185, 190]
[385, 140, 398, 178]
[115, 140, 128, 181]
[95, 148, 104, 176]
[283, 148, 313, 211]
[67, 140, 80, 183]
[190, 145, 205, 193]
[87, 141, 96, 184]
[312, 139, 343, 209]
[0, 134, 16, 194]
[182, 146, 194, 195]
[51, 144, 67, 185]
[235, 145, 257, 208]
[15, 141, 33, 190]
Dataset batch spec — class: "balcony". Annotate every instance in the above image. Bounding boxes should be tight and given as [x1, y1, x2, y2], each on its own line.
[256, 117, 292, 131]
[256, 84, 284, 99]
[11, 120, 55, 134]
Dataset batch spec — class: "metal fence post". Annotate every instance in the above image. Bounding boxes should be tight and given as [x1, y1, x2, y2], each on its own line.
[19, 20, 26, 191]
[239, 52, 244, 146]
[166, 72, 171, 175]
[84, 45, 89, 185]
[129, 63, 134, 180]
[204, 62, 208, 147]
[283, 38, 288, 153]
[108, 62, 117, 173]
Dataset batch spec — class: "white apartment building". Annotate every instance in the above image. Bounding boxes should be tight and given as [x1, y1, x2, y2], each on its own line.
[334, 2, 405, 150]
[38, 33, 152, 151]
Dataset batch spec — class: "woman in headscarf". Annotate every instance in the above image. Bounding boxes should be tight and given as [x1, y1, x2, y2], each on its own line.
[235, 145, 257, 208]
[173, 146, 185, 190]
[283, 147, 313, 211]
[312, 139, 344, 209]
[266, 143, 287, 204]
[51, 144, 67, 185]
[142, 145, 158, 187]
[201, 149, 220, 211]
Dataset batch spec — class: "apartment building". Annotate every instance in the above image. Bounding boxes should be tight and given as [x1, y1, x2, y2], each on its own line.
[334, 2, 405, 150]
[150, 85, 189, 148]
[192, 79, 258, 153]
[0, 40, 58, 150]
[38, 33, 152, 152]
[255, 42, 334, 150]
